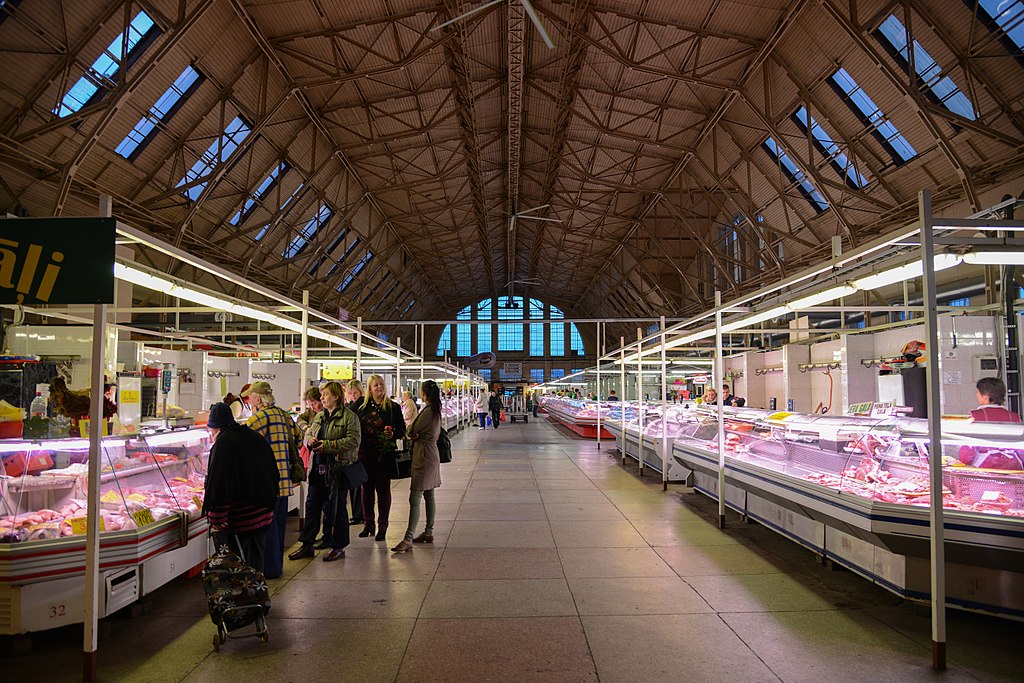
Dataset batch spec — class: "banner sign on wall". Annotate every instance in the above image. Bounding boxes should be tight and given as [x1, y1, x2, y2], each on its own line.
[0, 217, 115, 304]
[321, 361, 354, 381]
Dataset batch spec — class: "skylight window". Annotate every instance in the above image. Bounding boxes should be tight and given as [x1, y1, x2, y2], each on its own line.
[762, 137, 829, 212]
[875, 15, 976, 121]
[284, 202, 332, 258]
[402, 298, 416, 317]
[792, 106, 870, 189]
[828, 68, 917, 164]
[56, 11, 159, 117]
[309, 227, 351, 276]
[177, 115, 252, 201]
[370, 281, 400, 313]
[337, 251, 374, 293]
[0, 0, 23, 27]
[116, 66, 203, 160]
[327, 237, 361, 277]
[970, 0, 1024, 54]
[231, 161, 289, 226]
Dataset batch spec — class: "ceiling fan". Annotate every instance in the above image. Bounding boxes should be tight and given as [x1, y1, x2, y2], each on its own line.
[432, 0, 556, 49]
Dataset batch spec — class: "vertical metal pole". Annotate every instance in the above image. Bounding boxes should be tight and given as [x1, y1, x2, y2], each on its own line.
[298, 290, 309, 530]
[920, 190, 946, 671]
[715, 291, 726, 528]
[355, 316, 363, 382]
[660, 315, 668, 491]
[420, 324, 425, 384]
[637, 328, 644, 475]
[84, 193, 113, 681]
[596, 322, 602, 450]
[396, 336, 402, 406]
[620, 336, 626, 465]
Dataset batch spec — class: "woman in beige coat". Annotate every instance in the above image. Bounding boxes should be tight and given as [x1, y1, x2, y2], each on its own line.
[392, 380, 442, 552]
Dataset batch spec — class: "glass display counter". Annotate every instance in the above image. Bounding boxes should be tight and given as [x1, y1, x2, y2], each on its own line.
[538, 396, 615, 438]
[0, 428, 212, 634]
[667, 406, 1024, 619]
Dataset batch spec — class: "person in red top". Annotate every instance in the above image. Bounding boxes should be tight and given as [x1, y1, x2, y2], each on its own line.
[971, 378, 1022, 423]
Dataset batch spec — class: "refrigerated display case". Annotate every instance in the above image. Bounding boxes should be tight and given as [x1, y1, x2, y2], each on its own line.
[538, 396, 614, 438]
[0, 428, 212, 634]
[669, 407, 1024, 618]
[603, 401, 700, 474]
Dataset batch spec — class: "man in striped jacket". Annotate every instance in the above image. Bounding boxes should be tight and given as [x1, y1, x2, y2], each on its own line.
[244, 381, 303, 579]
[203, 402, 279, 571]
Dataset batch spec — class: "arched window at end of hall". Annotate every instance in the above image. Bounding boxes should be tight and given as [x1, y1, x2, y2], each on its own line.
[437, 297, 585, 358]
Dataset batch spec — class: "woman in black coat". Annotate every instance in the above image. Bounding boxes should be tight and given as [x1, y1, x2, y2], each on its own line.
[354, 374, 406, 541]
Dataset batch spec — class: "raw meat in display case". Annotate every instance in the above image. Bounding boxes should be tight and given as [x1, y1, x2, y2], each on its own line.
[0, 428, 213, 634]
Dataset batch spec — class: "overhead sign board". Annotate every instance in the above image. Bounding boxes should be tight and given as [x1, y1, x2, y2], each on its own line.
[321, 361, 354, 381]
[0, 217, 115, 304]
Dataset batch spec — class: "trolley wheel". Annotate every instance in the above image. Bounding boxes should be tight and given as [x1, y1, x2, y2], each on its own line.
[260, 632, 269, 643]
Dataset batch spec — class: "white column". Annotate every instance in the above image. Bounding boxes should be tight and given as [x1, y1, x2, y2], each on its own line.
[920, 190, 946, 670]
[595, 321, 602, 450]
[355, 316, 363, 382]
[660, 315, 668, 490]
[619, 335, 626, 465]
[715, 291, 726, 528]
[636, 328, 644, 474]
[84, 195, 112, 681]
[298, 290, 309, 529]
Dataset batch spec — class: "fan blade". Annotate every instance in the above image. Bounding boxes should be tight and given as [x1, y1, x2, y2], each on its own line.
[432, 0, 505, 31]
[516, 204, 549, 215]
[521, 0, 555, 48]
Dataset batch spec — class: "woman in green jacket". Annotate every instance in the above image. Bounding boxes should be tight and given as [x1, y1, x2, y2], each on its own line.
[289, 381, 361, 563]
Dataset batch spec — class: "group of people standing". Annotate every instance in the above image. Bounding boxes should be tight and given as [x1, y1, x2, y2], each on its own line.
[203, 377, 444, 579]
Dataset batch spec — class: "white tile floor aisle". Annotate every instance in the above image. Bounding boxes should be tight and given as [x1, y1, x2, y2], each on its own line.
[4, 417, 1022, 681]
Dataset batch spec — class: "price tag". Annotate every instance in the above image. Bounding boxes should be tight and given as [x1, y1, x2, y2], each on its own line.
[981, 491, 1001, 502]
[69, 516, 105, 534]
[131, 508, 155, 527]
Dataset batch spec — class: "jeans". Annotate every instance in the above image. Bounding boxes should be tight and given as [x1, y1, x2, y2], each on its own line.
[362, 458, 392, 530]
[532, 405, 538, 417]
[404, 489, 436, 542]
[477, 412, 487, 428]
[298, 480, 348, 549]
[491, 409, 501, 428]
[263, 495, 290, 579]
[214, 528, 267, 573]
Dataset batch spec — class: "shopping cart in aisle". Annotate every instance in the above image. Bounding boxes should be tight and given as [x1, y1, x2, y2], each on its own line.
[507, 395, 530, 423]
[202, 535, 271, 651]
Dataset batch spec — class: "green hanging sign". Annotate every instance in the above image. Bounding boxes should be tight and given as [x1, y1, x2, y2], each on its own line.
[0, 217, 115, 305]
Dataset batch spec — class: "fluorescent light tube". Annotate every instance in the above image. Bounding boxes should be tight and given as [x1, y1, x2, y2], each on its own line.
[721, 305, 788, 332]
[787, 285, 858, 311]
[963, 251, 1024, 266]
[114, 263, 174, 293]
[853, 254, 960, 291]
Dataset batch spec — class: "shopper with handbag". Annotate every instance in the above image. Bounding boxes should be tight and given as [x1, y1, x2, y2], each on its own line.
[355, 375, 406, 542]
[392, 380, 442, 553]
[291, 381, 361, 562]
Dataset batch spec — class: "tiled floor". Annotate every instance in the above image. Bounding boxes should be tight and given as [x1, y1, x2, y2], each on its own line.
[5, 418, 1023, 682]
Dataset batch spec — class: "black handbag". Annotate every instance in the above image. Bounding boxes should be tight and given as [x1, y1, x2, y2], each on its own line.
[389, 450, 412, 479]
[438, 430, 452, 464]
[340, 461, 368, 488]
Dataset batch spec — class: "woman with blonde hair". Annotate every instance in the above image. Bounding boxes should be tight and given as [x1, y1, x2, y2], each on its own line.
[354, 374, 406, 541]
[346, 379, 364, 408]
[342, 378, 366, 523]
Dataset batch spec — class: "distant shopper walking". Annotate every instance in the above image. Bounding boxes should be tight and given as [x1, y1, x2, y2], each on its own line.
[474, 390, 489, 429]
[488, 390, 503, 429]
[392, 380, 442, 553]
[401, 390, 419, 431]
